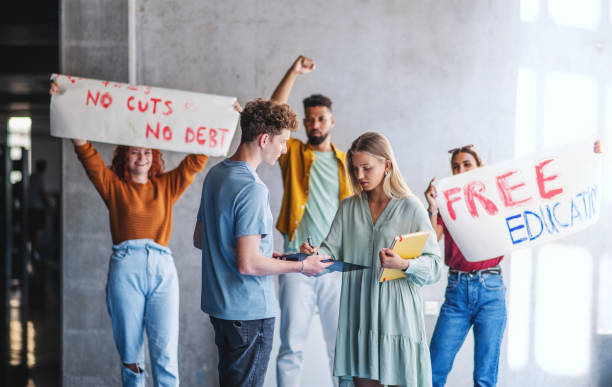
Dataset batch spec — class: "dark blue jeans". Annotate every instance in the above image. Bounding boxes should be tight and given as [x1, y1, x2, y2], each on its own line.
[430, 272, 507, 387]
[209, 316, 275, 387]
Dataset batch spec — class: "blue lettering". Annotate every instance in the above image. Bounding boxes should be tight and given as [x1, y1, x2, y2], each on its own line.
[570, 198, 582, 226]
[539, 204, 559, 235]
[524, 211, 543, 241]
[577, 191, 589, 220]
[590, 186, 598, 217]
[506, 214, 527, 245]
[553, 202, 569, 228]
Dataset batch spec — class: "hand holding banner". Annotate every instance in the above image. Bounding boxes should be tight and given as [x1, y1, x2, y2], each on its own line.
[50, 74, 239, 156]
[434, 142, 602, 261]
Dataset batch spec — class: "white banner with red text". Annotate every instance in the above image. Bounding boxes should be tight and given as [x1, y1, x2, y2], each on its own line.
[50, 74, 239, 156]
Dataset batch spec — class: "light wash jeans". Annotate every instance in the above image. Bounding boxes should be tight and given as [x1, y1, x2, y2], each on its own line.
[106, 239, 179, 387]
[277, 271, 342, 387]
[430, 271, 507, 387]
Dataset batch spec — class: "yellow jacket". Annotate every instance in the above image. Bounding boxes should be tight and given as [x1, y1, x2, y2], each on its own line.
[277, 137, 352, 240]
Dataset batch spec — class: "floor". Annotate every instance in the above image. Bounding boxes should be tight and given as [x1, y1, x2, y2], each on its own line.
[5, 215, 60, 387]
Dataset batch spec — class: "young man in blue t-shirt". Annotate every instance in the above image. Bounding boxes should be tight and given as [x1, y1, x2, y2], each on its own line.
[193, 99, 332, 387]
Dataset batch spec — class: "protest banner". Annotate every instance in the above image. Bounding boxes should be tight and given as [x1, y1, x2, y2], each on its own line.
[50, 74, 239, 156]
[435, 142, 602, 261]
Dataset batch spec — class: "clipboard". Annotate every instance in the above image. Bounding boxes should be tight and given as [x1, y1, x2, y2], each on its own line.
[279, 253, 370, 272]
[378, 231, 430, 282]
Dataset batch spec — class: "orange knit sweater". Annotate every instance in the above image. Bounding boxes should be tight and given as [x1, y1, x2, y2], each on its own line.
[75, 142, 208, 246]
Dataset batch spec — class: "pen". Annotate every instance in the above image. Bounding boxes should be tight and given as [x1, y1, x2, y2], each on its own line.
[389, 236, 398, 250]
[307, 236, 315, 255]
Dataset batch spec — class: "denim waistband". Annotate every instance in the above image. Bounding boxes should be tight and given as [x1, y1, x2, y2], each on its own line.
[112, 239, 171, 255]
[448, 266, 502, 277]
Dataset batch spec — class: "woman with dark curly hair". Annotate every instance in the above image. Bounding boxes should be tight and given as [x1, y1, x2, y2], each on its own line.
[51, 82, 216, 386]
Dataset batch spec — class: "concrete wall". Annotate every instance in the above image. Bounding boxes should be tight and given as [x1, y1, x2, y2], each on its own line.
[62, 1, 612, 386]
[61, 1, 129, 386]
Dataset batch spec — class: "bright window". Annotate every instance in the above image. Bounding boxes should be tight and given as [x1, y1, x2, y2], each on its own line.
[548, 0, 600, 29]
[534, 244, 592, 375]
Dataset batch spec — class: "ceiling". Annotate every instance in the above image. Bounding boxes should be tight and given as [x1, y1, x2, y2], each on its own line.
[0, 1, 59, 136]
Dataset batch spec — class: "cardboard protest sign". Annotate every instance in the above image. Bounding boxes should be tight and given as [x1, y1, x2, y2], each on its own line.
[50, 74, 239, 156]
[435, 142, 602, 261]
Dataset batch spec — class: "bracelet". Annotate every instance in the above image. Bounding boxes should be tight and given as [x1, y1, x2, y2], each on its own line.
[403, 261, 410, 272]
[427, 209, 438, 216]
[300, 261, 304, 273]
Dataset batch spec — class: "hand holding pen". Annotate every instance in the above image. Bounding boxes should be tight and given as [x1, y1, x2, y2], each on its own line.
[308, 236, 316, 255]
[298, 236, 332, 276]
[300, 236, 319, 256]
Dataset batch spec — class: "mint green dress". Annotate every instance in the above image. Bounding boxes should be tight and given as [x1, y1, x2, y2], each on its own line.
[320, 193, 442, 386]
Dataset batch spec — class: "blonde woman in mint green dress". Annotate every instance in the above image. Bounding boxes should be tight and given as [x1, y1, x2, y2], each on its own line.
[302, 132, 442, 387]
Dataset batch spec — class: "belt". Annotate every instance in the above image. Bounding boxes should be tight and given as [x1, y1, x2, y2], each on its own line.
[449, 266, 501, 276]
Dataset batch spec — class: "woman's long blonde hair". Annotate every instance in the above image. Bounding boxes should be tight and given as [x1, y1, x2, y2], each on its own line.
[346, 132, 412, 199]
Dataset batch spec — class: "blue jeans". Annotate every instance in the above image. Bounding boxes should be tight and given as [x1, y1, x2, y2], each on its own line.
[106, 239, 180, 387]
[209, 316, 275, 387]
[430, 271, 507, 387]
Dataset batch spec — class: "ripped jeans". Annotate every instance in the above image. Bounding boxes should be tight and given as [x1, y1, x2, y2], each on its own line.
[106, 239, 179, 387]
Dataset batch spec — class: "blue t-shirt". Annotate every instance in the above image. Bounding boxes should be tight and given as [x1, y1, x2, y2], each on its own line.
[197, 159, 277, 320]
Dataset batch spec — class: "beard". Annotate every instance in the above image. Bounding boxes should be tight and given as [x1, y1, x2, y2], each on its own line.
[307, 131, 329, 146]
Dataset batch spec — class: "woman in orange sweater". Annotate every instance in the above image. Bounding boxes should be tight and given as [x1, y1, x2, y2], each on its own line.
[51, 83, 212, 386]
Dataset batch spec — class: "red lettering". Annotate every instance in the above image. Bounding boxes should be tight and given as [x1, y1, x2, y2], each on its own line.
[138, 99, 149, 113]
[535, 158, 563, 199]
[464, 181, 499, 218]
[196, 127, 207, 145]
[145, 122, 172, 141]
[86, 90, 100, 106]
[146, 122, 159, 139]
[496, 170, 531, 207]
[113, 83, 122, 88]
[101, 81, 110, 87]
[143, 86, 152, 95]
[127, 96, 136, 111]
[162, 125, 172, 141]
[209, 128, 218, 148]
[185, 127, 195, 143]
[127, 96, 172, 116]
[127, 85, 138, 91]
[100, 92, 113, 108]
[163, 100, 173, 116]
[444, 187, 462, 221]
[218, 128, 230, 147]
[150, 98, 162, 114]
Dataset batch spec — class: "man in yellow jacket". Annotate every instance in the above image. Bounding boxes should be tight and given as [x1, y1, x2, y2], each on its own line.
[272, 56, 352, 387]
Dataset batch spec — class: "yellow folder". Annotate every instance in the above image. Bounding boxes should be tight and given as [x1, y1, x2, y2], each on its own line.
[378, 231, 431, 282]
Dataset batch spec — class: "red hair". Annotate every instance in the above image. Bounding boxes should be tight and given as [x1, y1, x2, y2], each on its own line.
[110, 146, 165, 181]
